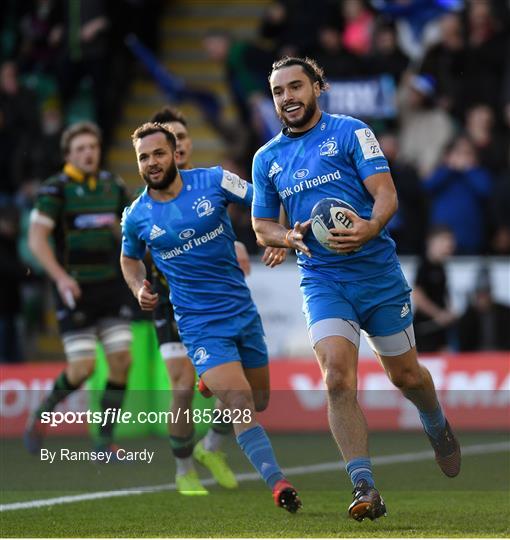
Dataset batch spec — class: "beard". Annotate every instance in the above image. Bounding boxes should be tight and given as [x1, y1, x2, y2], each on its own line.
[278, 98, 318, 129]
[142, 161, 178, 191]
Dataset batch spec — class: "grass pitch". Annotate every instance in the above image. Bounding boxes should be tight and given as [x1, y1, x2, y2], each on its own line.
[1, 431, 509, 537]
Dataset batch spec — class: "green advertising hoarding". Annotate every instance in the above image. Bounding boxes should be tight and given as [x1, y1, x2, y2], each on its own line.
[88, 321, 211, 439]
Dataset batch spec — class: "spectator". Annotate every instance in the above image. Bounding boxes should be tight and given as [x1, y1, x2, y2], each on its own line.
[422, 134, 493, 254]
[462, 0, 509, 115]
[31, 102, 64, 180]
[370, 0, 460, 61]
[458, 265, 510, 351]
[489, 165, 510, 256]
[367, 19, 410, 83]
[341, 0, 375, 56]
[106, 0, 162, 55]
[464, 103, 508, 176]
[259, 1, 297, 57]
[0, 206, 23, 363]
[412, 225, 456, 353]
[259, 1, 331, 57]
[419, 12, 467, 119]
[379, 131, 426, 254]
[50, 0, 111, 140]
[311, 23, 361, 79]
[0, 0, 25, 61]
[0, 60, 40, 196]
[503, 39, 510, 131]
[18, 0, 59, 74]
[398, 73, 455, 178]
[203, 31, 273, 126]
[203, 30, 274, 166]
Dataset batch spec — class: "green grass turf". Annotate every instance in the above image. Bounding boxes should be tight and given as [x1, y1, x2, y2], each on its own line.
[1, 432, 509, 537]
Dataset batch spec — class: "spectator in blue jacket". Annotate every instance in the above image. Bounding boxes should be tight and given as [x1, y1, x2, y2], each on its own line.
[422, 134, 493, 254]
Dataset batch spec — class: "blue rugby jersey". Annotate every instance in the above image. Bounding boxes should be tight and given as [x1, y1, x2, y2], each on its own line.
[122, 167, 257, 334]
[252, 112, 399, 281]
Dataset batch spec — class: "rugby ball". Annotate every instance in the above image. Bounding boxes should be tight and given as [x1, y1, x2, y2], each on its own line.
[310, 198, 359, 254]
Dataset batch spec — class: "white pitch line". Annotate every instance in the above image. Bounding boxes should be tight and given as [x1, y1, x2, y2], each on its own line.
[1, 440, 508, 512]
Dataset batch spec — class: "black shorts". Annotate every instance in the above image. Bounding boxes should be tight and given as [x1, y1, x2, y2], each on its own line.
[55, 278, 133, 334]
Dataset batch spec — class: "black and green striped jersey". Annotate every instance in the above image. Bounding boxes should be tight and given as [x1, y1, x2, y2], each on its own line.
[35, 169, 130, 283]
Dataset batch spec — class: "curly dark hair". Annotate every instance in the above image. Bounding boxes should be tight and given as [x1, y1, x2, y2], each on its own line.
[269, 56, 329, 91]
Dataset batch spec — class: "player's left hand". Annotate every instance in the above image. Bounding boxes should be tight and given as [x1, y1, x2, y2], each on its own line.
[327, 210, 380, 254]
[262, 246, 287, 268]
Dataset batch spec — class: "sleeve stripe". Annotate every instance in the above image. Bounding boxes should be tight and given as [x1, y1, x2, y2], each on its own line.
[252, 204, 280, 219]
[358, 162, 390, 181]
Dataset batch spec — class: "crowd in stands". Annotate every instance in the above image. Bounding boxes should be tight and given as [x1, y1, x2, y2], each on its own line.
[0, 0, 509, 361]
[203, 0, 509, 258]
[0, 0, 162, 361]
[0, 0, 161, 191]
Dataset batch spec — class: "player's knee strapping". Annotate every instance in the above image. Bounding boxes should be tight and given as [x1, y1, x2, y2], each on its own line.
[160, 342, 187, 361]
[99, 321, 133, 355]
[62, 331, 97, 362]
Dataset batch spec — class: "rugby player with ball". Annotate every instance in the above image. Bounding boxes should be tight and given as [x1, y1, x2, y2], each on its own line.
[252, 56, 461, 522]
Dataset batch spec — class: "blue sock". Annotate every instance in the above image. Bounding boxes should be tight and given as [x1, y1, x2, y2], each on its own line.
[419, 404, 446, 440]
[236, 425, 284, 489]
[346, 457, 375, 488]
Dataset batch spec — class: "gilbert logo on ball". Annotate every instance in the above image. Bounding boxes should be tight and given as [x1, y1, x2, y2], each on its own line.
[310, 197, 360, 255]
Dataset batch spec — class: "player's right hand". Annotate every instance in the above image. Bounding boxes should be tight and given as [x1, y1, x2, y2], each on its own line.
[137, 279, 159, 311]
[56, 275, 81, 309]
[262, 246, 287, 268]
[285, 221, 312, 258]
[433, 309, 457, 327]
